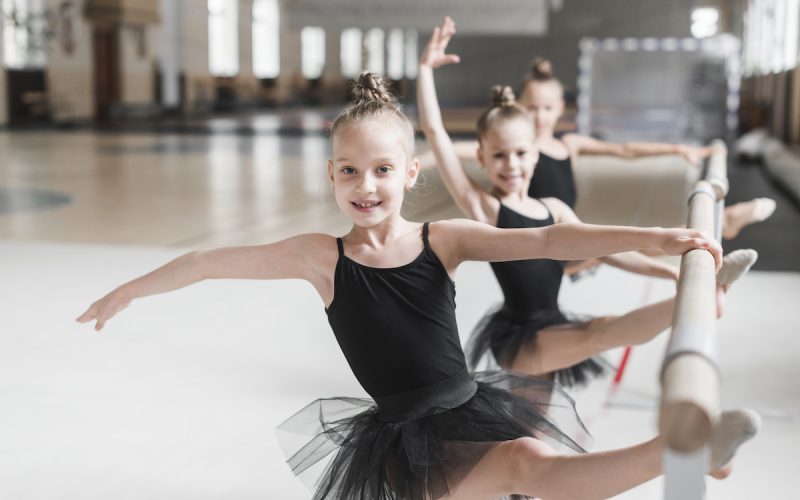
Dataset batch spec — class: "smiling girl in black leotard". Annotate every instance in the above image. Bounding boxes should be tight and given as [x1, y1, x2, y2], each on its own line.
[77, 65, 757, 499]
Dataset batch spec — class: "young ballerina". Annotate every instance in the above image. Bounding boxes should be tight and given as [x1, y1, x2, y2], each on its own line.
[77, 72, 758, 499]
[417, 18, 758, 386]
[417, 37, 776, 241]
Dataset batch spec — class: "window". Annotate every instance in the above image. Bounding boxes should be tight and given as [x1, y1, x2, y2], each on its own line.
[340, 28, 362, 78]
[387, 29, 404, 80]
[301, 26, 325, 79]
[404, 29, 418, 79]
[691, 7, 719, 38]
[743, 0, 800, 76]
[2, 0, 47, 69]
[365, 28, 384, 75]
[208, 0, 239, 76]
[252, 0, 279, 78]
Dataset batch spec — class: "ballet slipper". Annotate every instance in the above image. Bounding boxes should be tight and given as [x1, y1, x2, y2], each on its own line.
[717, 249, 758, 287]
[723, 198, 776, 240]
[708, 409, 761, 474]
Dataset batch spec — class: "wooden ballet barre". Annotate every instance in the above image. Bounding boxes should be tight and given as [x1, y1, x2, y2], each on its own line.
[659, 144, 728, 453]
[705, 139, 729, 200]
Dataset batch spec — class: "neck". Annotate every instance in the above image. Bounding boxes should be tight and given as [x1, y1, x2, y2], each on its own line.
[346, 213, 411, 248]
[491, 186, 529, 205]
[537, 128, 556, 140]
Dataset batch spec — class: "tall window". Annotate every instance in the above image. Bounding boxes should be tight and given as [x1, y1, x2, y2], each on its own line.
[365, 28, 385, 75]
[301, 26, 325, 79]
[404, 29, 418, 79]
[743, 0, 800, 76]
[340, 28, 362, 78]
[208, 0, 239, 76]
[2, 0, 47, 69]
[386, 29, 404, 80]
[691, 7, 719, 38]
[253, 0, 279, 78]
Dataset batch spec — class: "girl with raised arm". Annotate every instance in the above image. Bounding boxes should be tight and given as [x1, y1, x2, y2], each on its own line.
[78, 71, 757, 500]
[417, 43, 775, 242]
[417, 17, 758, 386]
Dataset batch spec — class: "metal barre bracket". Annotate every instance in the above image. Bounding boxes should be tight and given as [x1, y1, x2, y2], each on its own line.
[661, 325, 720, 379]
[687, 183, 716, 205]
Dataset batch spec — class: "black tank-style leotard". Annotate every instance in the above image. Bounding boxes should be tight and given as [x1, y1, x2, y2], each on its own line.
[277, 223, 586, 500]
[528, 152, 577, 208]
[466, 203, 608, 388]
[528, 133, 577, 208]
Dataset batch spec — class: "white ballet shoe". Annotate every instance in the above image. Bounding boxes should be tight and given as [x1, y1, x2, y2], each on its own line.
[716, 249, 758, 286]
[708, 409, 761, 472]
[724, 198, 776, 239]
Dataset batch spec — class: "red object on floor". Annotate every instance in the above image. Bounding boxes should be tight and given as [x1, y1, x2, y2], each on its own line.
[613, 346, 633, 385]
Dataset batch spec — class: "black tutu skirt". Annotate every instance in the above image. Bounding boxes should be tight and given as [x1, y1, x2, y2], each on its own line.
[466, 305, 611, 388]
[277, 371, 589, 500]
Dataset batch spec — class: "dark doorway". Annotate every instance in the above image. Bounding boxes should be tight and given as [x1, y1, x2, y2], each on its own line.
[92, 27, 120, 122]
[6, 69, 49, 126]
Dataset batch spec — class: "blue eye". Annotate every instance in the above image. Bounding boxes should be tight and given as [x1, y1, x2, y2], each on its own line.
[376, 165, 391, 174]
[341, 167, 355, 175]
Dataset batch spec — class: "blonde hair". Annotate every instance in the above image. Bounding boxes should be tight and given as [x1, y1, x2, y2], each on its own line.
[521, 58, 564, 96]
[476, 85, 534, 143]
[330, 72, 415, 156]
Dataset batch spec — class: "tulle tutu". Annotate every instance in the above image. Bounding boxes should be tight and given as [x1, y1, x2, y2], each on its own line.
[466, 305, 611, 388]
[277, 371, 589, 500]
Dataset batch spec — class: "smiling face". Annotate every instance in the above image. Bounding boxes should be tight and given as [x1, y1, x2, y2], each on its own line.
[519, 80, 564, 137]
[328, 120, 419, 227]
[478, 118, 538, 195]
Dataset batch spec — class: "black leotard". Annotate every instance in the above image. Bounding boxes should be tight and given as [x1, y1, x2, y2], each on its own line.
[326, 223, 473, 415]
[278, 223, 585, 499]
[467, 203, 607, 388]
[528, 152, 577, 208]
[489, 204, 565, 312]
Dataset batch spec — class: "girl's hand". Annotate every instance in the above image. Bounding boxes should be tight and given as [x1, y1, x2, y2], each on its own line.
[76, 289, 132, 331]
[420, 16, 460, 69]
[677, 144, 719, 167]
[660, 228, 722, 271]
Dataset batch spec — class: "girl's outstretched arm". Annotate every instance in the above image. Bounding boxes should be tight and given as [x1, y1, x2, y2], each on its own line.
[435, 218, 721, 272]
[562, 133, 719, 167]
[76, 234, 333, 331]
[598, 252, 680, 281]
[543, 197, 679, 281]
[418, 17, 493, 223]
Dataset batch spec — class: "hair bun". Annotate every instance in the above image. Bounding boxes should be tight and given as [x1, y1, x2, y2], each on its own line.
[351, 72, 396, 105]
[490, 85, 516, 108]
[530, 58, 554, 80]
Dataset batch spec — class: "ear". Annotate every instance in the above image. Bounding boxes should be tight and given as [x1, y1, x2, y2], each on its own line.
[327, 160, 335, 189]
[406, 158, 420, 190]
[476, 146, 485, 167]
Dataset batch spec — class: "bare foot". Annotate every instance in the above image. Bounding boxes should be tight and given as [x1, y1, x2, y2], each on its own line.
[723, 198, 776, 240]
[708, 409, 761, 478]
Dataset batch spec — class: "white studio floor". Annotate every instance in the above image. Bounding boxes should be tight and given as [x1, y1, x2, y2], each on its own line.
[1, 239, 798, 500]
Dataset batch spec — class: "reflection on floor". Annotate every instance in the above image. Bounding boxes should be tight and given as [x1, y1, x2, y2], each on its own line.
[0, 129, 798, 499]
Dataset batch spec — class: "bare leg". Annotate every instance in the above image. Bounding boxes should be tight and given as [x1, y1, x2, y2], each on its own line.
[444, 437, 662, 500]
[508, 250, 756, 376]
[509, 298, 674, 375]
[443, 409, 759, 499]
